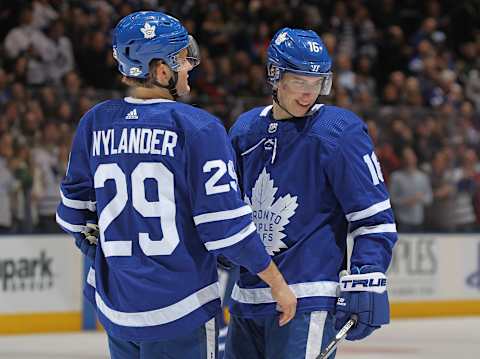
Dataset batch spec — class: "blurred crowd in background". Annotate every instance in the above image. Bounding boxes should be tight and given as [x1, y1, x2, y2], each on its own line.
[0, 0, 479, 234]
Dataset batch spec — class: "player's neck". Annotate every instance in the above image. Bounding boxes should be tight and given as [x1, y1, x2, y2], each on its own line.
[131, 86, 174, 101]
[272, 102, 294, 120]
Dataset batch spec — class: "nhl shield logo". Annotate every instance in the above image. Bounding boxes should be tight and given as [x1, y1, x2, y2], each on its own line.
[268, 122, 278, 133]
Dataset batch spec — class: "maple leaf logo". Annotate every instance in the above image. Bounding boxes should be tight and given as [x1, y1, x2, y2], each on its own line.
[245, 168, 298, 255]
[140, 22, 156, 39]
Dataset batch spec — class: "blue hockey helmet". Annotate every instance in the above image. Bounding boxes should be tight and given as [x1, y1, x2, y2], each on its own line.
[267, 28, 332, 95]
[112, 11, 200, 78]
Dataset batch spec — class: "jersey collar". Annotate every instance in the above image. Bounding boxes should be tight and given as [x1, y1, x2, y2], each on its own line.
[124, 97, 175, 104]
[260, 103, 324, 118]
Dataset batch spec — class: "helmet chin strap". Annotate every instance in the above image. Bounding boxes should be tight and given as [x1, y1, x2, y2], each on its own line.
[152, 71, 179, 100]
[272, 88, 318, 120]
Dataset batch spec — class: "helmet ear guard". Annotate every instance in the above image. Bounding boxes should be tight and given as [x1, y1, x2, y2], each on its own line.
[266, 63, 282, 86]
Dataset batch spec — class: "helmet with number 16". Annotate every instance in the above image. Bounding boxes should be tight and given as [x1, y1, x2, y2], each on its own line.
[267, 28, 332, 96]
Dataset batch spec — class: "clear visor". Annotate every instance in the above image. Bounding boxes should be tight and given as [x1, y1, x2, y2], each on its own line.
[186, 35, 200, 67]
[281, 72, 333, 95]
[174, 35, 200, 71]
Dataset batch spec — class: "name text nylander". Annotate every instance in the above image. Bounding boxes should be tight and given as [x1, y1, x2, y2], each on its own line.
[92, 128, 178, 157]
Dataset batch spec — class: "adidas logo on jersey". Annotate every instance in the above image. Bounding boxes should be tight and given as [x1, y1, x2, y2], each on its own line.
[125, 109, 139, 120]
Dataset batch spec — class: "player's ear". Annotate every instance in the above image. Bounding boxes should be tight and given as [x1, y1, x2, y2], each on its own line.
[154, 62, 172, 86]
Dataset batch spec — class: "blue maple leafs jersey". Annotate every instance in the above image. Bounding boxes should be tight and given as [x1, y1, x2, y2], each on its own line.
[229, 104, 398, 317]
[56, 97, 271, 341]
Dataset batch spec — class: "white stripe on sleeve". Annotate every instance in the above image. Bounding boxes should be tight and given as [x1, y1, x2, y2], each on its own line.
[345, 199, 391, 222]
[204, 222, 256, 251]
[60, 190, 96, 212]
[193, 205, 252, 225]
[350, 223, 397, 239]
[56, 212, 85, 233]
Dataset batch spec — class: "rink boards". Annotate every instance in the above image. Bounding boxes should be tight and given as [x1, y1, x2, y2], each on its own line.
[0, 233, 479, 334]
[387, 234, 480, 317]
[0, 235, 82, 334]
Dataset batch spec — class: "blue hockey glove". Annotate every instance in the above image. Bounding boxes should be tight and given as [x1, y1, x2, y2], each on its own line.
[335, 265, 389, 341]
[74, 222, 98, 260]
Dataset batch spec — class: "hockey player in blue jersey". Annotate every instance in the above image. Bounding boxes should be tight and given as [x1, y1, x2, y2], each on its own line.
[225, 28, 398, 359]
[55, 11, 296, 359]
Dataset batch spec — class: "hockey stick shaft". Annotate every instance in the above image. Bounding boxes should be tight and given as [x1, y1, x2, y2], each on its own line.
[316, 314, 358, 359]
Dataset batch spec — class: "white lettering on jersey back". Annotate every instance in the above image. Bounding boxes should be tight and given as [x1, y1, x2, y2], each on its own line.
[92, 128, 178, 157]
[244, 168, 298, 255]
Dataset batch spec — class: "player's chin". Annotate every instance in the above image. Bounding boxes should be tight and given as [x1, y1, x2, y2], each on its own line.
[292, 102, 312, 116]
[177, 85, 191, 97]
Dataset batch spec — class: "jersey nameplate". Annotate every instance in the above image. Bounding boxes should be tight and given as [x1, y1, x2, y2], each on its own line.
[92, 128, 178, 157]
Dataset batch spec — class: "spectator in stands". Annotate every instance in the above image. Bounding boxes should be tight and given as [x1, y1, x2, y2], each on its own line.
[391, 118, 414, 155]
[76, 30, 117, 89]
[353, 4, 377, 59]
[458, 100, 480, 149]
[336, 52, 356, 97]
[56, 101, 73, 124]
[0, 68, 9, 106]
[39, 86, 57, 118]
[425, 149, 457, 232]
[413, 116, 440, 165]
[62, 71, 82, 106]
[3, 6, 54, 85]
[464, 66, 480, 111]
[0, 0, 479, 234]
[20, 109, 42, 144]
[376, 25, 410, 88]
[31, 0, 58, 30]
[410, 17, 444, 48]
[405, 77, 424, 107]
[11, 55, 29, 83]
[10, 139, 35, 233]
[367, 120, 401, 184]
[354, 55, 376, 101]
[382, 82, 401, 105]
[451, 148, 479, 231]
[390, 147, 433, 232]
[44, 20, 75, 84]
[0, 133, 17, 234]
[32, 122, 63, 233]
